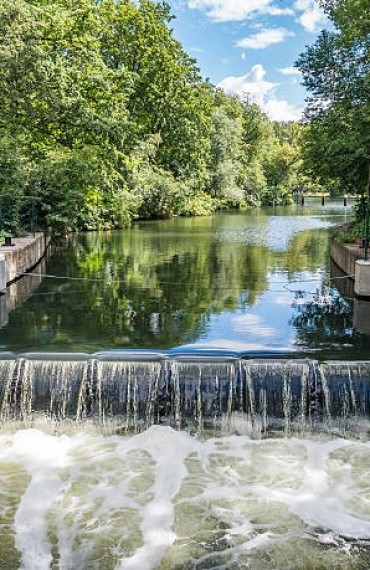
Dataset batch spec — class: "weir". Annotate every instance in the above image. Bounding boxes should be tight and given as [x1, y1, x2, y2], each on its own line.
[0, 352, 370, 435]
[1, 353, 370, 569]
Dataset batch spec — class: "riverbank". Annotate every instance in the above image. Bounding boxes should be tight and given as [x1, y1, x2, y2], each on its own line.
[330, 235, 370, 298]
[330, 238, 364, 278]
[0, 233, 50, 291]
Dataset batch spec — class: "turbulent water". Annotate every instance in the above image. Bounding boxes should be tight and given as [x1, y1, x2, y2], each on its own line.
[0, 357, 370, 568]
[1, 427, 370, 569]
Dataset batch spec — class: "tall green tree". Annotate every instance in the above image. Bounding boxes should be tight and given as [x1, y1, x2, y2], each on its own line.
[0, 0, 308, 234]
[296, 0, 370, 211]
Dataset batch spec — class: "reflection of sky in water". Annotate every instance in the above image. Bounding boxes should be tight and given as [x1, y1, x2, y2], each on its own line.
[185, 270, 332, 353]
[217, 215, 334, 252]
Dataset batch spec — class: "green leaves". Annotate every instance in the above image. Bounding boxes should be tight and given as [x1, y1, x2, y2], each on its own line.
[297, 0, 370, 203]
[0, 0, 306, 234]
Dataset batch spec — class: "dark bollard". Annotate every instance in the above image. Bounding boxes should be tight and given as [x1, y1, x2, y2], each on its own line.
[321, 196, 325, 206]
[2, 236, 15, 247]
[344, 196, 347, 207]
[301, 196, 305, 206]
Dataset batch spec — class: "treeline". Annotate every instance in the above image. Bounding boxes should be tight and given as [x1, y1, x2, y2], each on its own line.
[0, 0, 308, 236]
[297, 0, 370, 224]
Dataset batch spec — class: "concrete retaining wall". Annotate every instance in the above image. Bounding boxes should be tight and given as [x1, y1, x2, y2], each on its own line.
[330, 239, 364, 278]
[0, 233, 50, 287]
[0, 254, 5, 292]
[0, 256, 47, 328]
[330, 238, 370, 298]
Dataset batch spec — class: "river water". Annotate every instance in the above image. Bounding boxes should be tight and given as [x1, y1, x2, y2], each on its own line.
[0, 200, 370, 569]
[0, 425, 369, 569]
[0, 199, 368, 358]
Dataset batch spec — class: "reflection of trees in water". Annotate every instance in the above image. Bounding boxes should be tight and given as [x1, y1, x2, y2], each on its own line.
[65, 228, 272, 347]
[273, 229, 330, 276]
[0, 216, 338, 351]
[291, 289, 354, 347]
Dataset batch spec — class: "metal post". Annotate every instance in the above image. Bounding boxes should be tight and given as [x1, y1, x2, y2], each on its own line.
[365, 194, 370, 261]
[365, 163, 370, 261]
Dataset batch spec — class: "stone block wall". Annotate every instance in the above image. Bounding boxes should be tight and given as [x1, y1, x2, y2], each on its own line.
[1, 233, 50, 285]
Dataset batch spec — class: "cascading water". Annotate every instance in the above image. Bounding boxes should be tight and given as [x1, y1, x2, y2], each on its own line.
[0, 355, 369, 436]
[0, 353, 370, 569]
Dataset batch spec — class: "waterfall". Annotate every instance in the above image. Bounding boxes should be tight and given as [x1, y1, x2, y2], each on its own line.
[0, 354, 369, 435]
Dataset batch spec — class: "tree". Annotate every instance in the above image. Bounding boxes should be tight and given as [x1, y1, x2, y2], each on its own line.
[296, 0, 370, 214]
[208, 92, 244, 204]
[0, 0, 216, 231]
[0, 0, 308, 234]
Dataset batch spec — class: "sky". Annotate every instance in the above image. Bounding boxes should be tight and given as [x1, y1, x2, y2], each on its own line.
[168, 0, 328, 121]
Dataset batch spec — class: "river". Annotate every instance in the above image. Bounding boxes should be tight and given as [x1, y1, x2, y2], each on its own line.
[1, 200, 370, 569]
[0, 199, 368, 358]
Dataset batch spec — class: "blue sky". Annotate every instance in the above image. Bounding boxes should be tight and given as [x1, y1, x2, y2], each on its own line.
[168, 0, 328, 121]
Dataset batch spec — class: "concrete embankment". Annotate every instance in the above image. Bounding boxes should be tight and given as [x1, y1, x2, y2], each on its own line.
[0, 233, 50, 291]
[331, 237, 370, 334]
[330, 239, 364, 279]
[330, 238, 370, 298]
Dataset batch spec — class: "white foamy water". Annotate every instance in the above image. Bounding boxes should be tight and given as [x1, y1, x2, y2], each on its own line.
[0, 426, 370, 569]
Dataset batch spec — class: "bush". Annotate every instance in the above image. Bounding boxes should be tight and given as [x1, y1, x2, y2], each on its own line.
[334, 222, 364, 243]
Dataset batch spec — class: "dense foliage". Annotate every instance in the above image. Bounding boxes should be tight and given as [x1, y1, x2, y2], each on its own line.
[297, 0, 370, 220]
[0, 0, 308, 236]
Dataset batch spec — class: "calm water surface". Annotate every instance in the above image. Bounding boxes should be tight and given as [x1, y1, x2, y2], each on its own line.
[1, 200, 369, 358]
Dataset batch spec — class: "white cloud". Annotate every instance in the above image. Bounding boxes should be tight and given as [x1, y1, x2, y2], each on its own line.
[189, 46, 205, 54]
[278, 66, 301, 76]
[264, 98, 303, 121]
[182, 340, 282, 351]
[217, 64, 276, 105]
[217, 64, 303, 122]
[232, 314, 276, 338]
[237, 28, 294, 50]
[294, 0, 327, 32]
[187, 0, 293, 22]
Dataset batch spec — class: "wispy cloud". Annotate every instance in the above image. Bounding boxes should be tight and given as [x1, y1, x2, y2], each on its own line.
[186, 0, 326, 32]
[189, 46, 205, 53]
[278, 66, 301, 76]
[187, 0, 293, 22]
[237, 28, 294, 50]
[232, 314, 276, 338]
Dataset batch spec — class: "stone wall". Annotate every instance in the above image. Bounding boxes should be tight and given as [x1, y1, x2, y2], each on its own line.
[330, 238, 370, 299]
[330, 239, 364, 278]
[0, 233, 51, 287]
